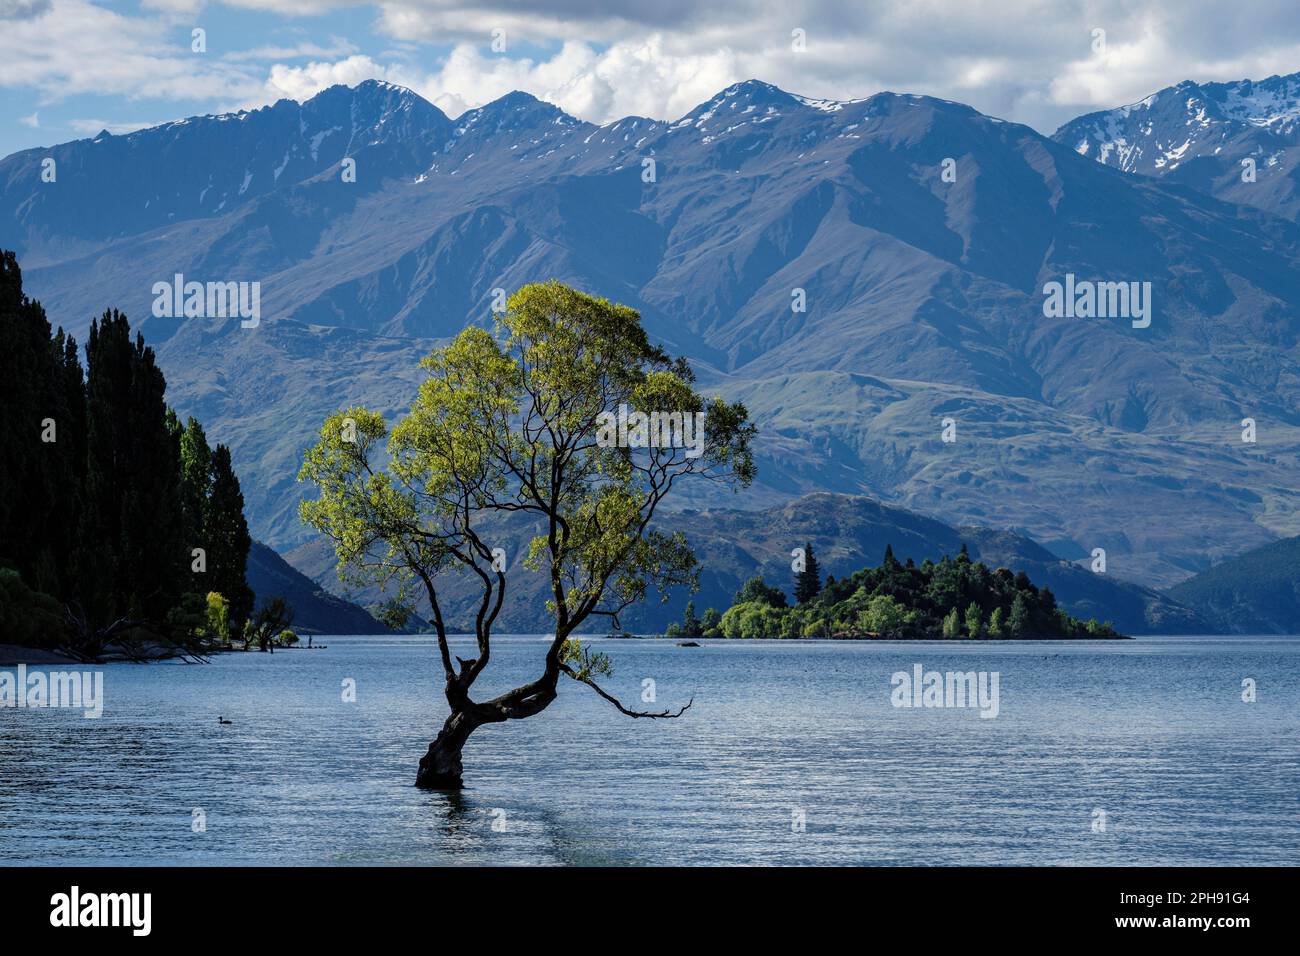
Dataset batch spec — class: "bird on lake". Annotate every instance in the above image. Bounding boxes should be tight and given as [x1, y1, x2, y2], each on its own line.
[218, 716, 232, 725]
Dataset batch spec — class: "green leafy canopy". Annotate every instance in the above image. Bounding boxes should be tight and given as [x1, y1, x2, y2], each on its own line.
[299, 281, 756, 722]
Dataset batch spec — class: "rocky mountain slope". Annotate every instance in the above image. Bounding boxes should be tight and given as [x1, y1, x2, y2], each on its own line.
[4, 79, 1300, 589]
[246, 540, 388, 635]
[1053, 72, 1300, 218]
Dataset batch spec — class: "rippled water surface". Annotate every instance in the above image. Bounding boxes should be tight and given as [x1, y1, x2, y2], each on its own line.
[2, 635, 1297, 865]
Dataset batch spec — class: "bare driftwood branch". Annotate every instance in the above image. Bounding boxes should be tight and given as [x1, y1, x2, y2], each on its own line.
[60, 605, 150, 662]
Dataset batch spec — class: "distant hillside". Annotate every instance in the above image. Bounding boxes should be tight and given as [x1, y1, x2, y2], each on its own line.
[246, 541, 389, 635]
[1166, 536, 1300, 633]
[287, 492, 1209, 635]
[954, 527, 1209, 635]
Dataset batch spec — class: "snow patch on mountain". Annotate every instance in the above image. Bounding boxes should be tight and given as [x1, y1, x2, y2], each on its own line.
[1053, 71, 1300, 216]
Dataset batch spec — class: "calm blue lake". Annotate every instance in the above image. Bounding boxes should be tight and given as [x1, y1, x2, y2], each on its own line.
[1, 635, 1297, 865]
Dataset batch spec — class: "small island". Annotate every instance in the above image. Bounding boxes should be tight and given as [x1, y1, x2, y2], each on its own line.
[667, 544, 1124, 639]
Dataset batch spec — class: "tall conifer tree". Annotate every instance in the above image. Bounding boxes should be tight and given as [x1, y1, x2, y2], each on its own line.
[0, 252, 85, 599]
[177, 415, 213, 550]
[794, 541, 822, 604]
[207, 444, 254, 629]
[1, 249, 257, 651]
[80, 310, 186, 625]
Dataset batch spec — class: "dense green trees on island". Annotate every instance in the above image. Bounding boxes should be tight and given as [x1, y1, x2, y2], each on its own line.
[0, 250, 261, 659]
[668, 543, 1122, 639]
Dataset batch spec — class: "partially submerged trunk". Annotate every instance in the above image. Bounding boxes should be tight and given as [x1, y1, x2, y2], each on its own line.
[416, 660, 562, 789]
[416, 710, 480, 790]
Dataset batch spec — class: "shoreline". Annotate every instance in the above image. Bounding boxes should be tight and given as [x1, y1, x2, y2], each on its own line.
[625, 634, 1134, 642]
[0, 645, 80, 666]
[0, 643, 211, 666]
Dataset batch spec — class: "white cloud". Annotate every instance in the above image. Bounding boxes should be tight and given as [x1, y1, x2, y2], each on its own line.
[7, 0, 1300, 150]
[69, 117, 161, 135]
[1049, 26, 1300, 114]
[0, 0, 52, 19]
[20, 111, 39, 127]
[225, 37, 359, 63]
[413, 38, 738, 122]
[263, 53, 391, 102]
[254, 38, 744, 124]
[0, 0, 264, 104]
[355, 0, 1300, 131]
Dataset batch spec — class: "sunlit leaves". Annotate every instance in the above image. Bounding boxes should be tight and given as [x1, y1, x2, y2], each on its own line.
[298, 281, 758, 655]
[298, 407, 429, 594]
[559, 638, 614, 681]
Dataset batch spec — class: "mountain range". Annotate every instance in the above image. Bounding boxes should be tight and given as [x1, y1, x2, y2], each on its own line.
[4, 74, 1300, 611]
[1054, 73, 1300, 219]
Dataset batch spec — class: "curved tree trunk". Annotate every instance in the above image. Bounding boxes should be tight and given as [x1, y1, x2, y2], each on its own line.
[417, 657, 564, 789]
[416, 710, 481, 789]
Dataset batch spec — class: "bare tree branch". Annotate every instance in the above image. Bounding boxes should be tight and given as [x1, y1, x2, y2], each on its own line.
[559, 662, 694, 719]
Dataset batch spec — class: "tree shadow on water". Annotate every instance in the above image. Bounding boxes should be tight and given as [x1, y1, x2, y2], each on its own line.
[417, 786, 633, 865]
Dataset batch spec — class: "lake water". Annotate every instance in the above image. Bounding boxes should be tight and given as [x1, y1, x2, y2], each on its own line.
[1, 636, 1297, 866]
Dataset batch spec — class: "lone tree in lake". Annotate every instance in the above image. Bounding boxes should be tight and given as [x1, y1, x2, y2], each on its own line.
[299, 281, 755, 788]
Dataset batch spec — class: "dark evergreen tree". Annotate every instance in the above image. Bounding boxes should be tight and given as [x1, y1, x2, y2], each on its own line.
[26, 328, 86, 598]
[49, 329, 88, 595]
[0, 252, 85, 602]
[1008, 592, 1031, 637]
[176, 415, 213, 551]
[79, 310, 186, 627]
[794, 541, 822, 604]
[1040, 587, 1057, 613]
[682, 600, 700, 636]
[1, 249, 257, 657]
[207, 444, 254, 630]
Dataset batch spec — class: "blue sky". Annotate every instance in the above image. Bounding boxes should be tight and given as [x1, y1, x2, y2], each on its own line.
[4, 0, 1300, 158]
